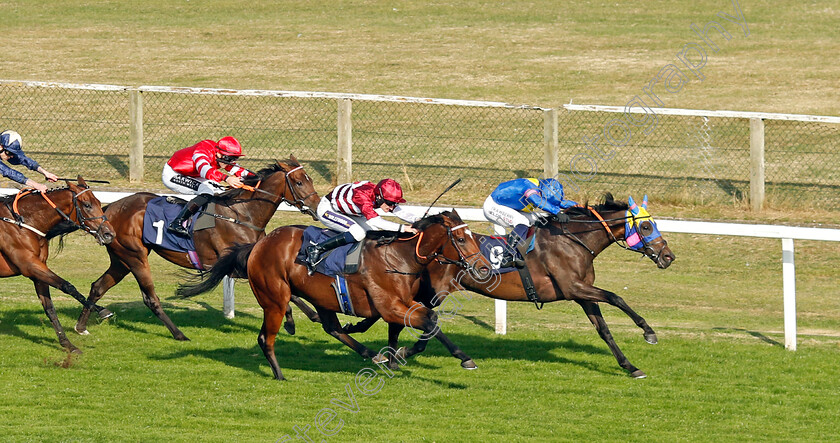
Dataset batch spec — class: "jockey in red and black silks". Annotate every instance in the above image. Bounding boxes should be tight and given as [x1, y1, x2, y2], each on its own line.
[162, 136, 253, 236]
[302, 178, 419, 274]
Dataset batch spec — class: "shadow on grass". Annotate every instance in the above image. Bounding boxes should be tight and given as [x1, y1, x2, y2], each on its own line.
[0, 307, 64, 350]
[711, 327, 784, 347]
[147, 326, 624, 379]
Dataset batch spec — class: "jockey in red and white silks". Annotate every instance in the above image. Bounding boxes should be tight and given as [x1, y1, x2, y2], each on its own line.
[318, 180, 418, 241]
[303, 179, 419, 273]
[162, 137, 252, 196]
[162, 136, 253, 236]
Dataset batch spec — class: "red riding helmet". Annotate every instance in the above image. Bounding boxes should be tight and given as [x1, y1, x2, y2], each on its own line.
[217, 136, 243, 157]
[375, 179, 406, 204]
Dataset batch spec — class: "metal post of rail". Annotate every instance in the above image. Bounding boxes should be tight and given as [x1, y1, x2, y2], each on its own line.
[782, 238, 796, 350]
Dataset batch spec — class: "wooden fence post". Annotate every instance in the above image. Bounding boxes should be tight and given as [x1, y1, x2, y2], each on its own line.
[336, 99, 353, 185]
[129, 89, 144, 183]
[543, 108, 558, 179]
[749, 117, 765, 211]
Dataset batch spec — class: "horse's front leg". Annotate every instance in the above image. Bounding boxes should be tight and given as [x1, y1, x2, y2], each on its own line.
[602, 292, 657, 344]
[343, 316, 381, 334]
[315, 308, 378, 360]
[32, 280, 79, 353]
[392, 306, 476, 369]
[577, 300, 646, 378]
[77, 253, 128, 334]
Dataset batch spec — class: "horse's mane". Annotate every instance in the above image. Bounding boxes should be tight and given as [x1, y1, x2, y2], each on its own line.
[413, 210, 457, 231]
[0, 185, 74, 205]
[214, 158, 301, 201]
[565, 193, 628, 217]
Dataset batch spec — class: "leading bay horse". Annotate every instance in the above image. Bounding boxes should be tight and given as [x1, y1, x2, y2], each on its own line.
[74, 156, 321, 340]
[0, 177, 115, 353]
[343, 194, 675, 378]
[177, 210, 488, 380]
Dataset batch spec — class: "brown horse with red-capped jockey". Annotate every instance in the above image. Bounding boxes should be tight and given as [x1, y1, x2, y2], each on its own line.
[74, 156, 322, 341]
[177, 209, 489, 380]
[1, 177, 115, 353]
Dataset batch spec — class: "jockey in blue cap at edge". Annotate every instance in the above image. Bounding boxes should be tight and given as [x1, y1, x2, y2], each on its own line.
[483, 177, 577, 268]
[0, 130, 59, 192]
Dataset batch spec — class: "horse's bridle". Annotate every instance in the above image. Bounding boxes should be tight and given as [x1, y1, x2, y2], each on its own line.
[566, 207, 669, 263]
[415, 222, 483, 276]
[276, 165, 318, 218]
[12, 188, 109, 238]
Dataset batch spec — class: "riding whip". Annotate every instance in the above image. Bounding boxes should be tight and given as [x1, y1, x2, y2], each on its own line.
[421, 178, 461, 219]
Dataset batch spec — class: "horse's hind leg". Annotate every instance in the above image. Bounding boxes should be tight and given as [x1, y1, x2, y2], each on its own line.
[257, 306, 288, 381]
[76, 255, 130, 334]
[578, 300, 646, 378]
[342, 316, 381, 334]
[33, 281, 80, 354]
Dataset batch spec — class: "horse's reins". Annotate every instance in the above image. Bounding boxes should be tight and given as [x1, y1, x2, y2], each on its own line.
[385, 222, 479, 276]
[202, 163, 318, 230]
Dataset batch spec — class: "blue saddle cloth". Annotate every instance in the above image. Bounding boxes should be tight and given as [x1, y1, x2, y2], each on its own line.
[142, 197, 199, 253]
[296, 226, 358, 277]
[479, 224, 535, 274]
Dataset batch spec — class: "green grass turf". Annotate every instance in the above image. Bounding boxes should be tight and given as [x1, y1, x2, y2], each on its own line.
[0, 213, 838, 441]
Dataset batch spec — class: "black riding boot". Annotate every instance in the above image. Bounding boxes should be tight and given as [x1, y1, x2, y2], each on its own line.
[168, 194, 210, 236]
[304, 231, 355, 275]
[499, 225, 527, 268]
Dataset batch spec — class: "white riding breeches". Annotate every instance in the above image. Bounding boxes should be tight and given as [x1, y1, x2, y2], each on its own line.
[162, 164, 225, 195]
[482, 195, 540, 228]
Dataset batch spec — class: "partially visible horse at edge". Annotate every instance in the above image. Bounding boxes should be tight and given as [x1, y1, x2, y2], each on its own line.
[0, 177, 115, 353]
[74, 156, 321, 341]
[177, 210, 490, 380]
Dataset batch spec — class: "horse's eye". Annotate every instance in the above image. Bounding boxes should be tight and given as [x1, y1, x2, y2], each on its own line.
[458, 237, 465, 243]
[640, 221, 653, 234]
[296, 181, 303, 186]
[84, 202, 93, 210]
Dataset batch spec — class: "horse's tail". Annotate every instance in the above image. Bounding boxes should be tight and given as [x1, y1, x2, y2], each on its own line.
[176, 243, 255, 298]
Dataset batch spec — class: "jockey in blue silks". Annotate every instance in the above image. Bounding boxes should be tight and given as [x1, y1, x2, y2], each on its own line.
[483, 178, 577, 267]
[0, 130, 58, 192]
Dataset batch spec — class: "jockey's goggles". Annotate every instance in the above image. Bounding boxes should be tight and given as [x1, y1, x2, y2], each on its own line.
[382, 199, 399, 207]
[219, 155, 239, 164]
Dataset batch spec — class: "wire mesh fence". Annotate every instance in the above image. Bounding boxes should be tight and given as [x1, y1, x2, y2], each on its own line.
[1, 80, 838, 209]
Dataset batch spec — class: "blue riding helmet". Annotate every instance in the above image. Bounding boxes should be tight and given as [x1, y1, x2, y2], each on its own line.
[539, 178, 577, 209]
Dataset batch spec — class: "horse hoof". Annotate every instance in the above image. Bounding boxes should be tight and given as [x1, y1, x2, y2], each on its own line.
[631, 370, 647, 379]
[644, 332, 658, 344]
[98, 309, 114, 320]
[461, 359, 478, 370]
[396, 347, 408, 360]
[68, 347, 83, 355]
[174, 335, 190, 341]
[372, 354, 388, 365]
[284, 323, 296, 335]
[75, 327, 90, 336]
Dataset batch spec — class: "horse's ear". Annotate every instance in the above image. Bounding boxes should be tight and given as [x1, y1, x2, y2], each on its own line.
[642, 194, 648, 210]
[77, 175, 89, 188]
[289, 154, 298, 163]
[628, 196, 640, 215]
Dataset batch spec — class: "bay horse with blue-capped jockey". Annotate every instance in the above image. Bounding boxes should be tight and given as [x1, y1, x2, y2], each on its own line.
[74, 156, 321, 341]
